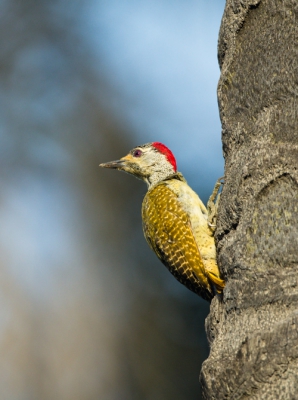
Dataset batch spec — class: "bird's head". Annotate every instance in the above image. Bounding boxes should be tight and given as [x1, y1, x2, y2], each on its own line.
[99, 142, 177, 188]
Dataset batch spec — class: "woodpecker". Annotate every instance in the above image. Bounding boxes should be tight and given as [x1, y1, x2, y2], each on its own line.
[100, 142, 225, 302]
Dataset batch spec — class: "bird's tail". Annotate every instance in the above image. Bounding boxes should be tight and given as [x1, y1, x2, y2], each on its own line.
[208, 271, 225, 294]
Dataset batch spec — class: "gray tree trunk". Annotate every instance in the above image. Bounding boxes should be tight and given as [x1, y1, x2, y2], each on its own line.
[200, 1, 298, 399]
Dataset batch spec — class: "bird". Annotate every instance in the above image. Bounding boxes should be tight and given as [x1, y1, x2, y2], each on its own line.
[99, 142, 225, 302]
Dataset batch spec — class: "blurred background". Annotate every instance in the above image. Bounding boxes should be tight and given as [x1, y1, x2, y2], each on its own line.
[0, 0, 225, 399]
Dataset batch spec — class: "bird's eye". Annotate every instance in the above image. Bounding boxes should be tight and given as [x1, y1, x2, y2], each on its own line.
[132, 149, 142, 157]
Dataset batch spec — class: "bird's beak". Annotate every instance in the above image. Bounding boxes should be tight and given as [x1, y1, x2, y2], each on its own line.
[99, 154, 132, 171]
[99, 159, 125, 170]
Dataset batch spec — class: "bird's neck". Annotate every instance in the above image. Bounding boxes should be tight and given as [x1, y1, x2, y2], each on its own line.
[145, 169, 181, 189]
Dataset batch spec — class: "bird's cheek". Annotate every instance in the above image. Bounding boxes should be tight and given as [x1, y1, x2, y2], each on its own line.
[131, 164, 147, 179]
[122, 162, 139, 175]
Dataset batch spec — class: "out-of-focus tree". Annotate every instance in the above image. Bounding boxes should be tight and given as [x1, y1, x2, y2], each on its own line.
[0, 1, 211, 399]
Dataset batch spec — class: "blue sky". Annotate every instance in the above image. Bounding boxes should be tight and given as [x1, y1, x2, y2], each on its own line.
[84, 0, 225, 198]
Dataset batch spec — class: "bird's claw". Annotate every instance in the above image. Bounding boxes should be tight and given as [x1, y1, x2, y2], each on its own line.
[207, 176, 224, 232]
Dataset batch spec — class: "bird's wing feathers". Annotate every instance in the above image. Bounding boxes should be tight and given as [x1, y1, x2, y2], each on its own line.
[142, 184, 212, 300]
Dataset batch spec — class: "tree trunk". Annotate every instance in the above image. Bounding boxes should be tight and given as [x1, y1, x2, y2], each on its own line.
[200, 1, 298, 398]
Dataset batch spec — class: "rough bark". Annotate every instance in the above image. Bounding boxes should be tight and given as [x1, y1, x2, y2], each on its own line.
[200, 1, 298, 399]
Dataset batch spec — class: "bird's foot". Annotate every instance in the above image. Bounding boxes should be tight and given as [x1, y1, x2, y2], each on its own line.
[207, 176, 224, 232]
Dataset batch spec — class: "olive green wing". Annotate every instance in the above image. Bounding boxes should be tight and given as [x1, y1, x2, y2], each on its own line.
[142, 184, 213, 301]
